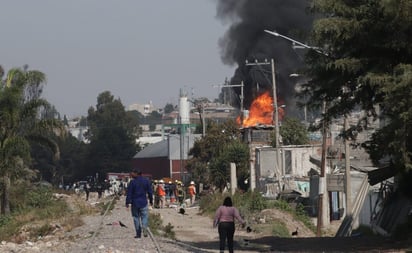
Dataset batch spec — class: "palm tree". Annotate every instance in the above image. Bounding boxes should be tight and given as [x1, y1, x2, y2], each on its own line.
[0, 66, 62, 215]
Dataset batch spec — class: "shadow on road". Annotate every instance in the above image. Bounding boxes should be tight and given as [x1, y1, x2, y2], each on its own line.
[179, 236, 410, 252]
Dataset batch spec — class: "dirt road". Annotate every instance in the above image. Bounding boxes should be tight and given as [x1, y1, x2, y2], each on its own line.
[154, 204, 410, 252]
[1, 194, 409, 253]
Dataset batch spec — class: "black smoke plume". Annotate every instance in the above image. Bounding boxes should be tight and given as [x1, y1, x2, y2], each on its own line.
[216, 0, 313, 115]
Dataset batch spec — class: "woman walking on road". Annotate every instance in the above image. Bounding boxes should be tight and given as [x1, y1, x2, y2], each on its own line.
[213, 196, 246, 253]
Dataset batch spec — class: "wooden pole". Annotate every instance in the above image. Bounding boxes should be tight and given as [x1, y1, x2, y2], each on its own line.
[317, 101, 327, 236]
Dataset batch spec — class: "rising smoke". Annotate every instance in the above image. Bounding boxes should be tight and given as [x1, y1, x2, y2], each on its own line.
[216, 0, 314, 116]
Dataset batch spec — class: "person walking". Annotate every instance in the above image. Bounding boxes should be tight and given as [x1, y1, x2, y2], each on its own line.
[213, 196, 246, 253]
[188, 181, 196, 206]
[176, 181, 185, 205]
[168, 181, 177, 203]
[152, 180, 159, 208]
[126, 169, 153, 238]
[85, 182, 91, 201]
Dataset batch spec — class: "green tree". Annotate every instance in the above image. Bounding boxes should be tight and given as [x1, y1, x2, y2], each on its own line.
[275, 117, 310, 146]
[0, 67, 62, 215]
[85, 91, 139, 177]
[164, 103, 175, 114]
[187, 120, 249, 191]
[209, 140, 249, 191]
[303, 1, 412, 183]
[78, 116, 88, 127]
[55, 134, 88, 184]
[146, 110, 162, 131]
[63, 115, 69, 126]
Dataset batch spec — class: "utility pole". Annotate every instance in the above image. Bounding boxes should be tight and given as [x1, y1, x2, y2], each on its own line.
[245, 59, 282, 185]
[317, 101, 328, 236]
[271, 59, 281, 175]
[344, 115, 351, 216]
[189, 100, 206, 137]
[201, 104, 205, 137]
[213, 81, 244, 123]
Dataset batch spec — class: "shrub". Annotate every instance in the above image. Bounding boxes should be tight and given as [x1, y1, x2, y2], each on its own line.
[149, 212, 162, 235]
[236, 190, 268, 212]
[148, 213, 175, 239]
[163, 222, 176, 239]
[294, 203, 316, 232]
[30, 223, 54, 238]
[0, 187, 90, 241]
[0, 215, 12, 227]
[35, 198, 69, 220]
[27, 186, 53, 208]
[199, 192, 225, 215]
[198, 190, 315, 236]
[271, 220, 290, 237]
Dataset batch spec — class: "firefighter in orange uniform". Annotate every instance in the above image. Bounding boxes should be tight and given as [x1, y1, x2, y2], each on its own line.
[156, 180, 166, 208]
[188, 181, 196, 206]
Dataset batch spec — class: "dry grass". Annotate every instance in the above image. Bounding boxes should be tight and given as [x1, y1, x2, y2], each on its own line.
[61, 215, 85, 232]
[0, 192, 99, 242]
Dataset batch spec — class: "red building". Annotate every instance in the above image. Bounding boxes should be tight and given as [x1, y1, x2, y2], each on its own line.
[131, 134, 201, 183]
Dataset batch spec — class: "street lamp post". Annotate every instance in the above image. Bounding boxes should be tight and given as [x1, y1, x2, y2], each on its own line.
[264, 30, 328, 56]
[264, 30, 337, 236]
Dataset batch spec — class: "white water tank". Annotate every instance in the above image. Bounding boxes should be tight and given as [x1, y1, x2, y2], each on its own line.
[179, 94, 190, 124]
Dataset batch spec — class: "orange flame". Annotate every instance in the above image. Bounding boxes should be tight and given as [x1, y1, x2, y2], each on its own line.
[238, 92, 285, 127]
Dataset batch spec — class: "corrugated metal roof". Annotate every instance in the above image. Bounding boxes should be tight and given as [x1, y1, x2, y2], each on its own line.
[168, 134, 202, 160]
[134, 139, 168, 158]
[133, 134, 202, 159]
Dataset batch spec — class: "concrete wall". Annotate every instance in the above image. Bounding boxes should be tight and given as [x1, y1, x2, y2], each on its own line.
[255, 145, 322, 180]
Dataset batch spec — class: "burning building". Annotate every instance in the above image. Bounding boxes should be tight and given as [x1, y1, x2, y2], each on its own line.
[215, 0, 317, 197]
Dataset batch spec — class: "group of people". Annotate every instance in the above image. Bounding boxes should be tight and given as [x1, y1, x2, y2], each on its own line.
[125, 169, 245, 252]
[152, 179, 197, 208]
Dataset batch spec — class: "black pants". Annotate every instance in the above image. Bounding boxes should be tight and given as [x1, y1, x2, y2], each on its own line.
[218, 222, 235, 253]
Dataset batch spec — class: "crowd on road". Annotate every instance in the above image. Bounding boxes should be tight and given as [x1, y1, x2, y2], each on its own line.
[152, 179, 197, 208]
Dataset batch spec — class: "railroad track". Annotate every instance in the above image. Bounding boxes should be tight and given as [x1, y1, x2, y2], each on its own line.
[66, 196, 164, 253]
[77, 195, 219, 253]
[26, 194, 217, 253]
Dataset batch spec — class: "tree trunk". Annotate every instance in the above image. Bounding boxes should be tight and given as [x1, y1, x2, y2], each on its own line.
[1, 175, 11, 215]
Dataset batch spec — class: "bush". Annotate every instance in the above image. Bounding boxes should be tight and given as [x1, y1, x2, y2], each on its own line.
[0, 187, 86, 241]
[271, 220, 290, 237]
[30, 223, 54, 238]
[35, 198, 69, 220]
[199, 190, 268, 225]
[272, 200, 316, 233]
[149, 212, 162, 235]
[27, 186, 53, 208]
[199, 192, 226, 215]
[148, 212, 176, 239]
[198, 190, 315, 236]
[294, 203, 316, 232]
[0, 215, 12, 227]
[164, 222, 176, 239]
[234, 190, 267, 212]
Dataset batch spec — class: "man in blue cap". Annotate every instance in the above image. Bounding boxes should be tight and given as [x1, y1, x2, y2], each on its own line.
[126, 169, 153, 238]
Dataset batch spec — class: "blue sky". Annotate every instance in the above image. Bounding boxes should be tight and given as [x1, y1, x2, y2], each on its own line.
[1, 0, 234, 118]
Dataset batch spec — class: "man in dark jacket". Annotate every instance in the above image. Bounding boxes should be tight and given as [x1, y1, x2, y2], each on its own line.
[126, 169, 153, 238]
